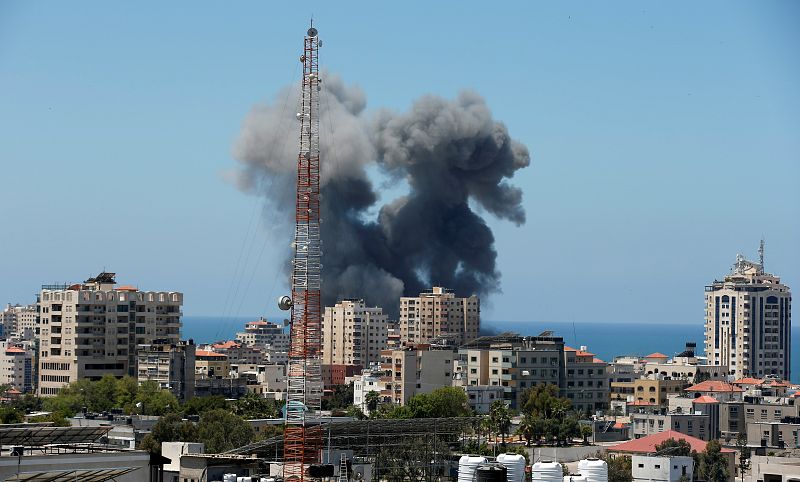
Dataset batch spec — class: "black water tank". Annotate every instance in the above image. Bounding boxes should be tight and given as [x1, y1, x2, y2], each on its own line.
[476, 464, 507, 482]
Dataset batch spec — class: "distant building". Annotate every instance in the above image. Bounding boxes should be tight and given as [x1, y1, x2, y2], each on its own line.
[0, 303, 39, 340]
[611, 377, 687, 407]
[0, 340, 35, 393]
[400, 287, 480, 346]
[323, 299, 388, 366]
[195, 350, 229, 379]
[353, 369, 387, 414]
[564, 345, 610, 415]
[235, 318, 289, 363]
[381, 345, 455, 405]
[704, 246, 792, 380]
[136, 340, 196, 402]
[37, 272, 182, 396]
[631, 455, 694, 482]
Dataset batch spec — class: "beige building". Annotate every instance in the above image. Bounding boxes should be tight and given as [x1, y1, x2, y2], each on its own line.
[0, 303, 39, 340]
[0, 340, 35, 393]
[323, 299, 388, 366]
[235, 318, 289, 362]
[611, 377, 687, 406]
[704, 247, 792, 380]
[400, 287, 480, 346]
[381, 345, 455, 405]
[37, 272, 182, 396]
[195, 350, 229, 379]
[136, 340, 195, 402]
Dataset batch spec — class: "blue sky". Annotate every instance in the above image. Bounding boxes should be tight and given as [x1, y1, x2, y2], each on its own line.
[1, 2, 798, 326]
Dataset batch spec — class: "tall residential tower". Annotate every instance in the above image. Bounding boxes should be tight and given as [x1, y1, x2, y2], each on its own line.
[704, 245, 792, 380]
[400, 287, 480, 346]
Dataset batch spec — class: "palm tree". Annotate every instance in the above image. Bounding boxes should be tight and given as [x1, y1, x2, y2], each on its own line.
[489, 401, 512, 447]
[516, 414, 537, 446]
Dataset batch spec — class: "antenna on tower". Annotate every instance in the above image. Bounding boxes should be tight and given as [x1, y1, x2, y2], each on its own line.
[758, 238, 765, 273]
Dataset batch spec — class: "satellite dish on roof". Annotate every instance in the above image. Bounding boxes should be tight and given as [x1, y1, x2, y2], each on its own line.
[307, 27, 318, 37]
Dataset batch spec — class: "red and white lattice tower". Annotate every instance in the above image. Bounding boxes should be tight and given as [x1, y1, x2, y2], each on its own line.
[282, 23, 323, 482]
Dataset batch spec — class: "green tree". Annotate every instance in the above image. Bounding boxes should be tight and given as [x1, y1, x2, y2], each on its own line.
[736, 434, 751, 482]
[581, 424, 593, 445]
[231, 393, 280, 419]
[516, 413, 540, 446]
[655, 438, 693, 457]
[138, 412, 199, 454]
[387, 387, 471, 419]
[181, 395, 228, 415]
[345, 405, 366, 420]
[0, 407, 24, 424]
[489, 400, 512, 446]
[114, 376, 140, 411]
[196, 409, 255, 453]
[698, 439, 729, 482]
[134, 381, 179, 416]
[322, 384, 354, 411]
[597, 452, 632, 482]
[365, 391, 380, 412]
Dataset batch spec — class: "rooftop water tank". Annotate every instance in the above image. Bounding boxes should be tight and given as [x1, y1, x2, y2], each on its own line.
[577, 459, 608, 482]
[476, 464, 508, 482]
[532, 461, 563, 482]
[497, 453, 526, 482]
[459, 456, 488, 482]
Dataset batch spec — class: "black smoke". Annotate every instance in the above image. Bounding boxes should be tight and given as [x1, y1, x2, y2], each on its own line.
[232, 74, 530, 316]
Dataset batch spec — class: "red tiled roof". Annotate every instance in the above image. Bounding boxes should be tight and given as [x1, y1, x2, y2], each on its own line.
[593, 358, 605, 364]
[247, 320, 271, 326]
[196, 350, 226, 358]
[115, 285, 138, 291]
[685, 380, 743, 393]
[693, 395, 719, 404]
[564, 346, 596, 357]
[645, 352, 669, 359]
[608, 430, 735, 454]
[212, 341, 240, 349]
[733, 377, 763, 385]
[5, 347, 25, 354]
[7, 388, 21, 395]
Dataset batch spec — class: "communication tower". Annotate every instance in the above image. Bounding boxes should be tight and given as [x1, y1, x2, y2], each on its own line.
[280, 22, 324, 482]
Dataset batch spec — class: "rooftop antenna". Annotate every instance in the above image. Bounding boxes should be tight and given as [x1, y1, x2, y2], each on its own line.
[758, 238, 765, 273]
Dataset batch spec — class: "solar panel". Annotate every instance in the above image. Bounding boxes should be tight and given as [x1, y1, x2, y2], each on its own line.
[0, 426, 111, 446]
[14, 467, 138, 482]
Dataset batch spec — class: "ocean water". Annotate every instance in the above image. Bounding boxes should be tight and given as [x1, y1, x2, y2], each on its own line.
[182, 316, 799, 383]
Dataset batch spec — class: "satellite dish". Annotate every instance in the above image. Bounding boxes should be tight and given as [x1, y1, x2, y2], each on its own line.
[307, 27, 318, 37]
[278, 295, 293, 311]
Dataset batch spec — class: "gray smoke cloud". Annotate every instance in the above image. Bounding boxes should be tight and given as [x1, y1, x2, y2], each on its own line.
[232, 73, 530, 316]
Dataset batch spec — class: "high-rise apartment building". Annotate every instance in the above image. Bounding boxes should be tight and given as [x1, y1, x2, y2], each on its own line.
[400, 287, 480, 346]
[381, 345, 455, 405]
[323, 299, 388, 366]
[38, 272, 182, 396]
[235, 318, 289, 362]
[704, 248, 792, 380]
[0, 341, 35, 393]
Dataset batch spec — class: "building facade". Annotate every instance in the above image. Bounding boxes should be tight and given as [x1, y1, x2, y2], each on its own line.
[235, 318, 289, 362]
[399, 287, 480, 346]
[136, 340, 196, 402]
[704, 249, 792, 380]
[0, 303, 39, 340]
[37, 272, 182, 396]
[564, 346, 610, 414]
[381, 345, 455, 405]
[0, 341, 35, 393]
[322, 299, 388, 366]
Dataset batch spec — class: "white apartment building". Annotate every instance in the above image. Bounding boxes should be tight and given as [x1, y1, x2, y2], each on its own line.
[0, 340, 35, 393]
[399, 287, 480, 346]
[235, 318, 289, 361]
[704, 247, 792, 380]
[0, 303, 39, 340]
[38, 272, 182, 396]
[353, 369, 388, 414]
[381, 346, 455, 405]
[323, 299, 388, 366]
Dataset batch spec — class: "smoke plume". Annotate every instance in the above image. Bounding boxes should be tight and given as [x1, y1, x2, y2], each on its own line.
[232, 74, 530, 316]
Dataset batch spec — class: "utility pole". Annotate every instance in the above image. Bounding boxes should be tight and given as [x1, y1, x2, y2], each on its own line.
[281, 22, 324, 482]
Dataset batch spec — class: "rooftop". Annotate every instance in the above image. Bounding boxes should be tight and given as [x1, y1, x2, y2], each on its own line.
[685, 380, 743, 393]
[609, 430, 734, 454]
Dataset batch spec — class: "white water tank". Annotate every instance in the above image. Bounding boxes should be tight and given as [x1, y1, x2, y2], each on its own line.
[497, 453, 526, 482]
[459, 455, 488, 482]
[577, 459, 608, 482]
[532, 461, 563, 482]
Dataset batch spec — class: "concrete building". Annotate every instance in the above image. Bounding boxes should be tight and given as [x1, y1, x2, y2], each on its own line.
[611, 377, 687, 407]
[381, 345, 455, 405]
[400, 287, 480, 346]
[0, 340, 35, 393]
[195, 350, 229, 379]
[37, 272, 182, 396]
[719, 394, 800, 445]
[704, 248, 792, 380]
[323, 299, 388, 366]
[631, 411, 712, 440]
[459, 333, 565, 410]
[631, 455, 694, 482]
[136, 340, 196, 402]
[236, 318, 289, 362]
[564, 345, 609, 415]
[353, 369, 387, 413]
[746, 455, 800, 482]
[0, 303, 39, 340]
[464, 385, 505, 413]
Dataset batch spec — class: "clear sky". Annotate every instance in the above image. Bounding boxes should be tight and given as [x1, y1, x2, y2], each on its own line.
[1, 1, 798, 326]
